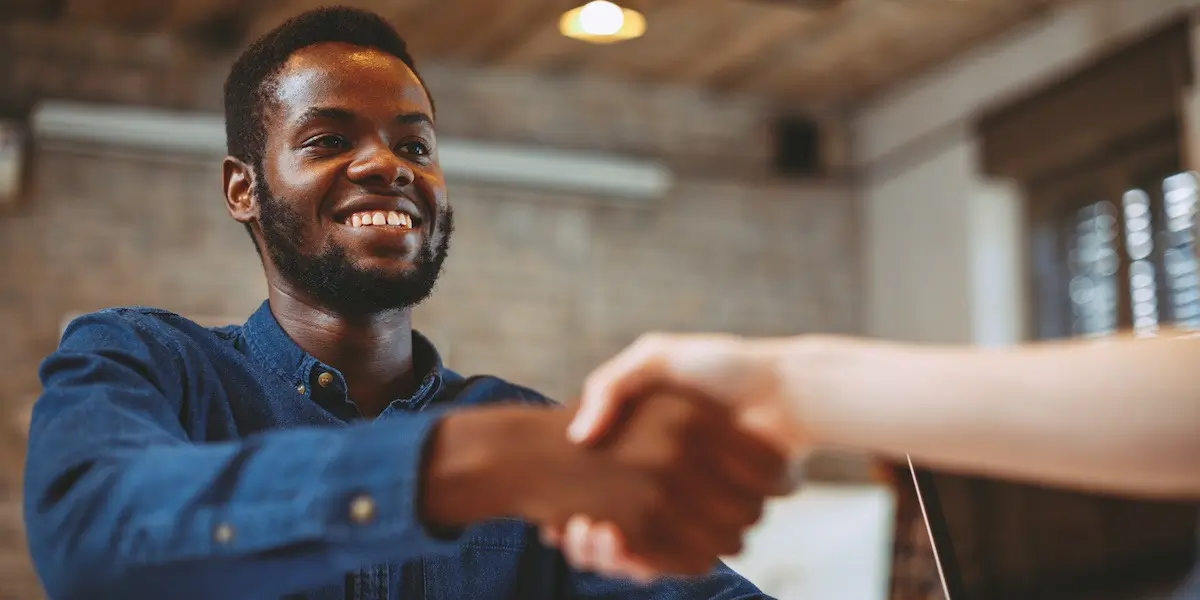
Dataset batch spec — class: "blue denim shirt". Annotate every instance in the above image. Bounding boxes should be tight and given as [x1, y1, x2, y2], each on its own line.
[24, 301, 770, 600]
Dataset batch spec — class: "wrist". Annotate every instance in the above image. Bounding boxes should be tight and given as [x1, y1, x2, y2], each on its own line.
[419, 407, 531, 528]
[419, 406, 580, 529]
[765, 334, 848, 446]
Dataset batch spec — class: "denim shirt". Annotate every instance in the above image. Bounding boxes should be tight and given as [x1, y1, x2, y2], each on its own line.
[24, 301, 771, 600]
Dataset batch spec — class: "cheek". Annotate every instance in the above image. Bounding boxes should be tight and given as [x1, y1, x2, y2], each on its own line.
[416, 170, 449, 211]
[269, 158, 342, 213]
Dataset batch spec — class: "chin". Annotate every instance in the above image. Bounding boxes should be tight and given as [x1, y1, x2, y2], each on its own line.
[352, 255, 422, 278]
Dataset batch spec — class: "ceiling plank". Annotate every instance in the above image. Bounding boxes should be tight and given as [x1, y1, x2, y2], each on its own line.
[471, 1, 585, 68]
[753, 0, 921, 103]
[669, 2, 818, 86]
[402, 0, 511, 58]
[160, 0, 248, 29]
[817, 0, 1056, 104]
[488, 4, 602, 70]
[575, 0, 702, 79]
[0, 0, 64, 21]
[706, 0, 865, 91]
[62, 0, 170, 30]
[243, 0, 435, 45]
[636, 0, 748, 83]
[434, 0, 552, 62]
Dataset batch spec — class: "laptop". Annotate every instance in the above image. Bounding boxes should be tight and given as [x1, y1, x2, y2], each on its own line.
[906, 454, 970, 600]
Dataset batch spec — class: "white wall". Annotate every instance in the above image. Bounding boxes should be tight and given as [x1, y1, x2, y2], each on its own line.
[855, 0, 1200, 344]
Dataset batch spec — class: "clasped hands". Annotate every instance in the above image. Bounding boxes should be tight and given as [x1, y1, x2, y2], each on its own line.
[542, 333, 808, 582]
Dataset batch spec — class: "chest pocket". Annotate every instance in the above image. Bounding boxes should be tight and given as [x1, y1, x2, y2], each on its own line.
[415, 518, 565, 600]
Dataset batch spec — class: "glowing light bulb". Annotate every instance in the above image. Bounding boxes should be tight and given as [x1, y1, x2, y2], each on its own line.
[578, 1, 625, 36]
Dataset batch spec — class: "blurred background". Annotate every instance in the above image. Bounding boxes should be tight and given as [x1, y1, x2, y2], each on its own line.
[1, 0, 1199, 598]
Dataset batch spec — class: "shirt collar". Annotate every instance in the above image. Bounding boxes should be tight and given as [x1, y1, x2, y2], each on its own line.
[242, 300, 446, 395]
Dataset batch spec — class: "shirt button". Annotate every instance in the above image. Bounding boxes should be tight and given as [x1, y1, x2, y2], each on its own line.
[214, 523, 235, 545]
[317, 372, 334, 388]
[296, 384, 306, 395]
[349, 494, 377, 525]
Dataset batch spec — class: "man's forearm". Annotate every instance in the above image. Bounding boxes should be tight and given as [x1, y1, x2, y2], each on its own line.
[421, 405, 595, 529]
[782, 334, 1200, 497]
[419, 406, 540, 527]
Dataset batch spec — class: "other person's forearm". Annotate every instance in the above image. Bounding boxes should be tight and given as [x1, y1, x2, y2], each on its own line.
[780, 333, 1200, 498]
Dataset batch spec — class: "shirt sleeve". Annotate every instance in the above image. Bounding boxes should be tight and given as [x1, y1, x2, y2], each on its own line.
[568, 560, 774, 599]
[23, 311, 464, 600]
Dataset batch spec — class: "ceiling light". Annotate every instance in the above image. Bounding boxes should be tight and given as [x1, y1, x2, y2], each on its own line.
[559, 1, 646, 44]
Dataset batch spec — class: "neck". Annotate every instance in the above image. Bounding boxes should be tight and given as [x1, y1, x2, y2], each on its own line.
[267, 284, 417, 418]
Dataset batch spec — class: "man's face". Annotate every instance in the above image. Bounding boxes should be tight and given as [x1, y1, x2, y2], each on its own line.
[251, 42, 452, 314]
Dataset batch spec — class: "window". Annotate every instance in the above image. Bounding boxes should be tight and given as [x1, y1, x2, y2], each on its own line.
[973, 19, 1193, 340]
[1026, 139, 1200, 339]
[1058, 170, 1200, 338]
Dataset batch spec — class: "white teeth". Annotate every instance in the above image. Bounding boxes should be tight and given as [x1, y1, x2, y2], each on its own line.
[348, 211, 414, 228]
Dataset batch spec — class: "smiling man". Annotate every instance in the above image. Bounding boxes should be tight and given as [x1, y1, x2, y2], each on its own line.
[21, 6, 785, 600]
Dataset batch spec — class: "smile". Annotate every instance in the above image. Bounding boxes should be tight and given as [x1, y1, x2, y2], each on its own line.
[344, 210, 416, 229]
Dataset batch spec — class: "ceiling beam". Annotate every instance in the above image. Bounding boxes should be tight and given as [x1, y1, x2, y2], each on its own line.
[708, 0, 868, 91]
[0, 0, 65, 21]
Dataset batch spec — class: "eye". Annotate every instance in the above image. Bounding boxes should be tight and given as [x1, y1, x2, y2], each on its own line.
[304, 134, 350, 151]
[397, 140, 431, 157]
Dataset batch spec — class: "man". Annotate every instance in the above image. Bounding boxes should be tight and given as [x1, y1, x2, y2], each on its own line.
[22, 7, 786, 599]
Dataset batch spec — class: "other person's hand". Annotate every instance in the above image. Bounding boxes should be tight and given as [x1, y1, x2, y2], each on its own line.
[571, 333, 808, 454]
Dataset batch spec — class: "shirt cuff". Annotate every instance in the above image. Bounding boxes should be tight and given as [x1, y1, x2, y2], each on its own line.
[316, 407, 466, 555]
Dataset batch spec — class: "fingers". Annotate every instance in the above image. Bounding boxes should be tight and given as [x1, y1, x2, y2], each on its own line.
[561, 516, 599, 568]
[569, 334, 675, 445]
[540, 524, 563, 547]
[704, 419, 792, 499]
[561, 518, 658, 582]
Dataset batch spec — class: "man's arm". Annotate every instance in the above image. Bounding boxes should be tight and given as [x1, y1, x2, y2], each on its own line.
[27, 313, 782, 598]
[24, 312, 512, 599]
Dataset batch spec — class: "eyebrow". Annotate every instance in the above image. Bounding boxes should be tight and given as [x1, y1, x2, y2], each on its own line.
[293, 107, 433, 129]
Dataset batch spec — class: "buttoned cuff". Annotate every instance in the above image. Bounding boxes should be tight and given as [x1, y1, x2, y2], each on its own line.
[316, 407, 466, 555]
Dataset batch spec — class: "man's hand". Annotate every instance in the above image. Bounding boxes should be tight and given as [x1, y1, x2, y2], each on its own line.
[419, 393, 788, 577]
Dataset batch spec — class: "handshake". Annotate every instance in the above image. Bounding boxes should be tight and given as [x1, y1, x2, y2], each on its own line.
[421, 334, 809, 582]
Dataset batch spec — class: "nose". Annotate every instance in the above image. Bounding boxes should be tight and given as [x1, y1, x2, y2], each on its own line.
[346, 142, 415, 188]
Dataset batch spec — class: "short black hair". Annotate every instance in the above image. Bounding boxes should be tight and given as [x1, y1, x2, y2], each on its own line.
[222, 6, 434, 249]
[224, 5, 432, 168]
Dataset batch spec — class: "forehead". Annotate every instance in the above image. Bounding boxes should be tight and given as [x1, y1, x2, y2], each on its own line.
[270, 42, 432, 124]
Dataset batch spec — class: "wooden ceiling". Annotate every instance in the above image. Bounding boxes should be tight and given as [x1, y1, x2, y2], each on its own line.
[1, 0, 1080, 107]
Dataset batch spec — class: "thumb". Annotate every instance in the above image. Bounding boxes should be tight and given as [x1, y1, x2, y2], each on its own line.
[568, 334, 676, 445]
[567, 388, 624, 445]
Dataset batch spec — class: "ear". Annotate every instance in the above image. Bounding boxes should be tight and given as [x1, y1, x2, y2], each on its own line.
[223, 156, 256, 225]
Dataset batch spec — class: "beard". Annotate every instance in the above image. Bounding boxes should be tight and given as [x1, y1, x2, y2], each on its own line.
[254, 177, 454, 315]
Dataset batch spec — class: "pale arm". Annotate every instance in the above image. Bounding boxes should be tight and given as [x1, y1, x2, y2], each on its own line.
[786, 331, 1200, 498]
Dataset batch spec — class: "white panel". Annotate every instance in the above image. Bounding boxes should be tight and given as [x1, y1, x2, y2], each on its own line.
[863, 132, 975, 343]
[723, 484, 896, 600]
[29, 100, 673, 201]
[969, 179, 1027, 347]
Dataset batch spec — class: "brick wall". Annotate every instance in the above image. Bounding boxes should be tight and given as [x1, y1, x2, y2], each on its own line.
[0, 21, 861, 598]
